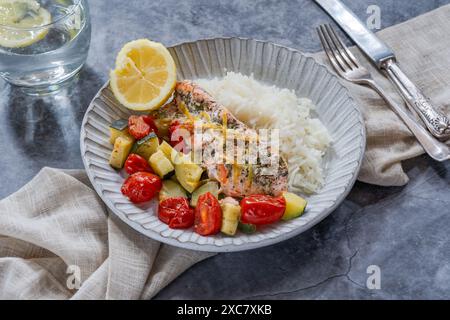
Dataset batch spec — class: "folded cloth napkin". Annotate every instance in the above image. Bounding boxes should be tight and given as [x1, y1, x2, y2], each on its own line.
[0, 168, 213, 299]
[312, 4, 450, 186]
[1, 5, 450, 300]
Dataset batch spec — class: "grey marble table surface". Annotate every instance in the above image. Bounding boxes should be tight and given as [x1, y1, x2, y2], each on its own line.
[1, 0, 450, 299]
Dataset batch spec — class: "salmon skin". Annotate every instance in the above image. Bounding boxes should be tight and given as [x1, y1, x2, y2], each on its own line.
[152, 80, 289, 197]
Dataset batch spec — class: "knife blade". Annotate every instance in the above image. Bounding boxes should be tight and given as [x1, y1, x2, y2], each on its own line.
[314, 0, 450, 139]
[314, 0, 395, 67]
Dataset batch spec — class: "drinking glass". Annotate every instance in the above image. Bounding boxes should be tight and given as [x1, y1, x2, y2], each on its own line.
[0, 0, 91, 95]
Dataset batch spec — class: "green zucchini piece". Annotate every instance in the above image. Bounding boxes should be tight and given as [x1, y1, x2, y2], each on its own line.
[109, 119, 131, 145]
[238, 222, 257, 234]
[158, 140, 175, 161]
[110, 119, 128, 131]
[175, 162, 203, 193]
[159, 180, 188, 202]
[131, 132, 159, 160]
[170, 174, 180, 183]
[190, 181, 220, 207]
[281, 192, 307, 221]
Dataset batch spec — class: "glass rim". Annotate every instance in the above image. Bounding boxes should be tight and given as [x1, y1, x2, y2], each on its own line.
[0, 0, 83, 30]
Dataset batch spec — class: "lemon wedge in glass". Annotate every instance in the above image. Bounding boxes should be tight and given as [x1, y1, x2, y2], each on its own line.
[110, 39, 177, 111]
[0, 0, 51, 48]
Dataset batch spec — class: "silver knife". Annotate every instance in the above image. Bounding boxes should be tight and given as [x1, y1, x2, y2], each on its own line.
[314, 0, 450, 139]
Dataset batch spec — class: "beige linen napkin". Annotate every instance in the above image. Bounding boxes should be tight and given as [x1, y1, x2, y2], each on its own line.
[313, 4, 450, 186]
[0, 168, 213, 299]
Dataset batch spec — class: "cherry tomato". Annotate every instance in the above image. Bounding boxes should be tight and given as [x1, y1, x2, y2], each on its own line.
[124, 154, 153, 175]
[169, 120, 194, 153]
[240, 195, 286, 225]
[142, 115, 159, 134]
[194, 192, 222, 236]
[158, 197, 194, 229]
[128, 115, 158, 140]
[121, 172, 162, 203]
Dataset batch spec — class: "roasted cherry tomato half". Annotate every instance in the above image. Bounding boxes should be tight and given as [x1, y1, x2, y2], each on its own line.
[124, 154, 153, 175]
[128, 115, 158, 140]
[194, 192, 222, 236]
[142, 115, 158, 134]
[240, 195, 286, 225]
[121, 172, 162, 203]
[158, 197, 194, 229]
[168, 120, 194, 153]
[168, 120, 183, 137]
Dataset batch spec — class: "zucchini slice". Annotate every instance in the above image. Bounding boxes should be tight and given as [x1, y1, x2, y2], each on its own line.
[220, 201, 241, 236]
[175, 162, 203, 193]
[109, 119, 132, 145]
[238, 222, 257, 234]
[159, 180, 188, 202]
[111, 119, 128, 130]
[158, 140, 175, 161]
[281, 192, 307, 220]
[131, 132, 159, 160]
[109, 136, 134, 169]
[150, 150, 175, 178]
[190, 181, 220, 207]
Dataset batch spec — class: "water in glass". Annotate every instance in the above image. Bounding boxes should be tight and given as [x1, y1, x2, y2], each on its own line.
[0, 0, 91, 93]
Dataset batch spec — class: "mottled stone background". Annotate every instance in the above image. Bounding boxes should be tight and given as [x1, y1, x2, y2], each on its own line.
[1, 0, 450, 299]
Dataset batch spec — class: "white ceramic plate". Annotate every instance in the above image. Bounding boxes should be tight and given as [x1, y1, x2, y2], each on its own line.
[80, 38, 365, 252]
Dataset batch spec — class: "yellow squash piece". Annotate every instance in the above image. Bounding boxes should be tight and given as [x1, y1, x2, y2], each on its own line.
[109, 128, 133, 145]
[175, 162, 203, 193]
[158, 140, 175, 161]
[149, 150, 174, 178]
[220, 202, 241, 236]
[281, 192, 307, 221]
[109, 136, 134, 169]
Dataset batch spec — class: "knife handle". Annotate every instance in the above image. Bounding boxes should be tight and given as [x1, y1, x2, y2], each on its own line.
[382, 59, 450, 139]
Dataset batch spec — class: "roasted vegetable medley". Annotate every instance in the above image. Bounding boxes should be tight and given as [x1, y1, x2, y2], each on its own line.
[109, 113, 307, 237]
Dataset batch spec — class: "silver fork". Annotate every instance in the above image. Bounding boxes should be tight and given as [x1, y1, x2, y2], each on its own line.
[317, 24, 450, 162]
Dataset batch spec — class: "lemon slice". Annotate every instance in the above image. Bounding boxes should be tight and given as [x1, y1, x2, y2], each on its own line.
[110, 39, 177, 111]
[0, 0, 51, 48]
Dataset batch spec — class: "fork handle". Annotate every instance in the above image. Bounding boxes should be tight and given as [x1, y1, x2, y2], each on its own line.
[365, 79, 450, 161]
[382, 60, 450, 139]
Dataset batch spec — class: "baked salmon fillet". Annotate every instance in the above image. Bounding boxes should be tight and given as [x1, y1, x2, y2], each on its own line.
[152, 80, 289, 197]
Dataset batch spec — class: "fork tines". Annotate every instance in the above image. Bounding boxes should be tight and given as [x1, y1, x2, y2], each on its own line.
[317, 24, 360, 75]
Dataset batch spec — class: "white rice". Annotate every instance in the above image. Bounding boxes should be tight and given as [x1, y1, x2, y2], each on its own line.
[196, 72, 331, 193]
